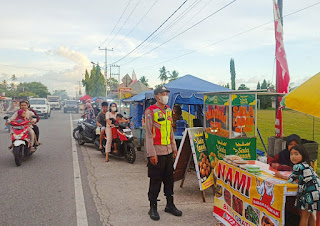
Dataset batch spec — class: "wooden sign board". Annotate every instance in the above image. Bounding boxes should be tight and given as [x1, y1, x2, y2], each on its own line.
[174, 127, 214, 202]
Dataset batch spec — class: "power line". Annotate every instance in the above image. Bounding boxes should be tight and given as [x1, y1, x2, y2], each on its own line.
[99, 0, 133, 47]
[134, 1, 320, 71]
[112, 0, 159, 50]
[107, 0, 141, 46]
[131, 0, 204, 56]
[0, 64, 53, 72]
[112, 0, 189, 64]
[122, 0, 237, 66]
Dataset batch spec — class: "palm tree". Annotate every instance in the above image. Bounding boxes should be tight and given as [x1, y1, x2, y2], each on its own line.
[139, 76, 149, 87]
[168, 70, 179, 82]
[158, 66, 168, 83]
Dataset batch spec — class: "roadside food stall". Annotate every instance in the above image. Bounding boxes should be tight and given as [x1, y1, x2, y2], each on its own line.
[202, 91, 300, 225]
[213, 158, 298, 226]
[204, 91, 258, 161]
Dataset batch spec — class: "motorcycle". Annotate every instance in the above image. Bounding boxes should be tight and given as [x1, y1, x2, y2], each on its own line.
[100, 118, 136, 164]
[73, 114, 100, 148]
[4, 115, 38, 166]
[4, 111, 14, 133]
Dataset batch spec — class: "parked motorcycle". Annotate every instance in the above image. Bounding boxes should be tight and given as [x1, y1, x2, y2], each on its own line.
[100, 118, 136, 164]
[4, 115, 38, 166]
[73, 114, 100, 148]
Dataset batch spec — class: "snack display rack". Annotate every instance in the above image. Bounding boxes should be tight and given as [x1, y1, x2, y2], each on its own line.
[203, 91, 258, 160]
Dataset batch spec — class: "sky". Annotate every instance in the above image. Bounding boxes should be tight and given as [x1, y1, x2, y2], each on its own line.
[0, 0, 319, 97]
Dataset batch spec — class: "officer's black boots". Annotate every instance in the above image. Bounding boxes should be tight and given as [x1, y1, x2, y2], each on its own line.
[164, 196, 182, 216]
[148, 202, 160, 221]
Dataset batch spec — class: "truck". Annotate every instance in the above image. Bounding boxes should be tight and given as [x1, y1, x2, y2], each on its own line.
[47, 95, 61, 110]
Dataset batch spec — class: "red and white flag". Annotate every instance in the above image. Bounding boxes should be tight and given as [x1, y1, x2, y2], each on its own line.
[273, 0, 290, 137]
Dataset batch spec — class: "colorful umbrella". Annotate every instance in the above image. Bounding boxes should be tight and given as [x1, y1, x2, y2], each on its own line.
[281, 72, 320, 118]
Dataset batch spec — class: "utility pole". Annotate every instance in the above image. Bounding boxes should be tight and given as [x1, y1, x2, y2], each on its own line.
[99, 47, 113, 98]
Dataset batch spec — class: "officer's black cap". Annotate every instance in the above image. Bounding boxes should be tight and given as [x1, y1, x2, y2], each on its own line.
[154, 86, 170, 95]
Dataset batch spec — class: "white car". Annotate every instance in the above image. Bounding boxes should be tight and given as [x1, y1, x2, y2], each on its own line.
[29, 98, 51, 119]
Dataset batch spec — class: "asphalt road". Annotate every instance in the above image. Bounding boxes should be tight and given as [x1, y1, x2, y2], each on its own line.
[0, 110, 101, 226]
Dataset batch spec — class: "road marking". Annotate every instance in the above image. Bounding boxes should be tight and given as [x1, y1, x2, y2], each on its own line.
[70, 114, 88, 226]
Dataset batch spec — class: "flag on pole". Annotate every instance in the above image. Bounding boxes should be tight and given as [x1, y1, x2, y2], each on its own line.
[273, 0, 290, 137]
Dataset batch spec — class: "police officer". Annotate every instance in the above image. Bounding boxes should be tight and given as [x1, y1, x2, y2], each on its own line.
[145, 86, 182, 221]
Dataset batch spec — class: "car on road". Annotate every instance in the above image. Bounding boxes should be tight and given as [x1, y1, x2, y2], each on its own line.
[64, 100, 79, 113]
[29, 98, 51, 119]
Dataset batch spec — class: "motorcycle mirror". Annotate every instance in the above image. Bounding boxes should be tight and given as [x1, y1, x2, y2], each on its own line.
[3, 116, 8, 120]
[124, 112, 127, 115]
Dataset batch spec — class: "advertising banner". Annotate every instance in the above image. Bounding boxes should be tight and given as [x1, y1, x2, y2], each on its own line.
[188, 128, 214, 190]
[206, 133, 256, 160]
[213, 160, 297, 226]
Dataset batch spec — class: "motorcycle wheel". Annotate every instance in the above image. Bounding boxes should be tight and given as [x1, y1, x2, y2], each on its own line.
[13, 145, 23, 166]
[73, 127, 80, 140]
[124, 142, 136, 164]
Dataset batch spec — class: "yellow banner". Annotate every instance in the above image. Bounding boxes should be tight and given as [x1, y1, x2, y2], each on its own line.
[213, 160, 297, 226]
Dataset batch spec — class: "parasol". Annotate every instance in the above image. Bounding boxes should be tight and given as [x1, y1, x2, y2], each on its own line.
[281, 72, 320, 118]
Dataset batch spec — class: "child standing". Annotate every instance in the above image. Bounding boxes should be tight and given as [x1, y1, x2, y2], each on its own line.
[275, 145, 320, 226]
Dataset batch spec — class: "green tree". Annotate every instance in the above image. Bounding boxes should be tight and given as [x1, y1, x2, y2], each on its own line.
[139, 76, 149, 87]
[159, 66, 168, 83]
[230, 58, 236, 90]
[224, 83, 230, 88]
[238, 84, 250, 90]
[168, 70, 179, 82]
[107, 78, 119, 92]
[53, 90, 69, 100]
[18, 91, 38, 98]
[257, 82, 261, 89]
[11, 74, 17, 82]
[82, 69, 90, 94]
[17, 82, 50, 98]
[90, 64, 106, 97]
[259, 79, 272, 109]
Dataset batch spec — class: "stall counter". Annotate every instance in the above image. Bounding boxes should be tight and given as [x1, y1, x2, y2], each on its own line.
[213, 160, 298, 226]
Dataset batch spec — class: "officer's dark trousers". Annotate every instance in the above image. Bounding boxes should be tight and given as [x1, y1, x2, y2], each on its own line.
[148, 153, 174, 203]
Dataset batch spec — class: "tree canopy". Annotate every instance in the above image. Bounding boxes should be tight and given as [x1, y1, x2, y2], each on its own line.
[139, 76, 149, 87]
[82, 64, 106, 97]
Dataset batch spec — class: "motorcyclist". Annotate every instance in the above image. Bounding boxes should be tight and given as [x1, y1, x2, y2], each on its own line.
[96, 102, 108, 149]
[84, 102, 95, 123]
[4, 101, 19, 131]
[27, 101, 40, 142]
[6, 101, 38, 151]
[104, 102, 119, 162]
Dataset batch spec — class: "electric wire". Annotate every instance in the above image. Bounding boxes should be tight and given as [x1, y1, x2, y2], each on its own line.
[134, 1, 320, 71]
[99, 0, 133, 47]
[131, 0, 203, 57]
[111, 0, 189, 64]
[0, 64, 53, 72]
[121, 0, 237, 66]
[112, 0, 159, 50]
[107, 0, 141, 47]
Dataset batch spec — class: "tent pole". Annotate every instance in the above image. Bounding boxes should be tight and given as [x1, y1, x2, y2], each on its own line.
[188, 105, 191, 127]
[313, 116, 315, 141]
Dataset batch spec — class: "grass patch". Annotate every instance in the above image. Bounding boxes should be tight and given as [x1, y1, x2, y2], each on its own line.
[256, 109, 320, 172]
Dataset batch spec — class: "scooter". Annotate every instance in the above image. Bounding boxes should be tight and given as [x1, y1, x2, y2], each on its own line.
[4, 115, 38, 166]
[100, 118, 136, 164]
[73, 114, 100, 148]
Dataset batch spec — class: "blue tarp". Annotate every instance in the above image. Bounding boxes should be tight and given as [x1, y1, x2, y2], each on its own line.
[145, 74, 230, 107]
[123, 90, 153, 102]
[130, 102, 144, 128]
